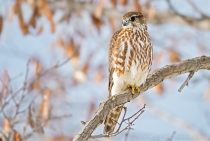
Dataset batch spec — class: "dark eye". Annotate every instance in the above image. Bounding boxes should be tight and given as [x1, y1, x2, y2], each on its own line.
[130, 16, 135, 21]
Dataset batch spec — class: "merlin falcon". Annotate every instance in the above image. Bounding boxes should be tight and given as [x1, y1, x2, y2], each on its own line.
[104, 12, 153, 134]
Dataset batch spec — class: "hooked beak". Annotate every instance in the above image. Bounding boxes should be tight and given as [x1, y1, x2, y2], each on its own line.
[122, 21, 129, 26]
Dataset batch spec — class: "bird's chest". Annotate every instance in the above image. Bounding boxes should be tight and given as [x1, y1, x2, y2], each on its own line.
[111, 29, 152, 95]
[114, 32, 149, 76]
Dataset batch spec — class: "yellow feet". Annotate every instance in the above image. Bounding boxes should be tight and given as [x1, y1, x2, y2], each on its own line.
[127, 84, 141, 94]
[135, 86, 140, 93]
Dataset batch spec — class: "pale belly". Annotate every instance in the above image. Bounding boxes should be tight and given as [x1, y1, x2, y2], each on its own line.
[111, 65, 148, 96]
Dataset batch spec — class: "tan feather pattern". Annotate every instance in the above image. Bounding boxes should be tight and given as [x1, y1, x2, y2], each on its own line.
[104, 12, 153, 135]
[103, 105, 123, 134]
[108, 29, 122, 96]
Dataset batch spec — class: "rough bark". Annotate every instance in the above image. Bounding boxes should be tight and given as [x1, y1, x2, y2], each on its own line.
[72, 56, 210, 141]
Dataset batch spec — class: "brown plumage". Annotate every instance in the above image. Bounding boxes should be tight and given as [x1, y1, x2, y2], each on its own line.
[104, 12, 153, 135]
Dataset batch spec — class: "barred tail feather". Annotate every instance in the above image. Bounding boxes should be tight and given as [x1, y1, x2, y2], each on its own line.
[103, 106, 123, 135]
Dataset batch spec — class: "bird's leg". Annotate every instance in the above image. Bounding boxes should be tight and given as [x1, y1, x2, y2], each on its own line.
[135, 86, 141, 93]
[127, 84, 135, 94]
[127, 84, 131, 88]
[131, 86, 135, 94]
[127, 84, 141, 94]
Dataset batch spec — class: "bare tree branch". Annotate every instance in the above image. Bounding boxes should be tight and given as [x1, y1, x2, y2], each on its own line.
[0, 57, 71, 113]
[178, 71, 195, 92]
[72, 55, 210, 141]
[49, 0, 210, 30]
[89, 108, 145, 139]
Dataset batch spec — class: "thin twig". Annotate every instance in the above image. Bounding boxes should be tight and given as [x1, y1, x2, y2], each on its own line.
[17, 94, 39, 115]
[165, 131, 176, 141]
[124, 126, 131, 141]
[13, 60, 30, 120]
[9, 72, 23, 82]
[114, 106, 127, 133]
[50, 114, 72, 120]
[110, 110, 145, 136]
[112, 105, 146, 135]
[178, 71, 195, 92]
[81, 121, 86, 125]
[0, 56, 72, 113]
[124, 104, 146, 121]
[90, 105, 145, 139]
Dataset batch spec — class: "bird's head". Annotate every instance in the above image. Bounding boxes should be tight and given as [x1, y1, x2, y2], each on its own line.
[122, 12, 147, 30]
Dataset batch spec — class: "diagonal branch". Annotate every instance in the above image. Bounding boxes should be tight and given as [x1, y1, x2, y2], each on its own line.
[178, 71, 195, 92]
[72, 56, 210, 141]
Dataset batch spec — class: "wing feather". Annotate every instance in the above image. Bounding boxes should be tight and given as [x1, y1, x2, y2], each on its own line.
[108, 29, 122, 97]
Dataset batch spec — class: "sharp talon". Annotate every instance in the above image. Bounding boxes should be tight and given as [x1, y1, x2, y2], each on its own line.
[132, 86, 135, 94]
[135, 86, 140, 93]
[127, 84, 136, 94]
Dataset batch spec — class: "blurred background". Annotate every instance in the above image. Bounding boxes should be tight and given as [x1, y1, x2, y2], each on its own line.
[0, 0, 210, 141]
